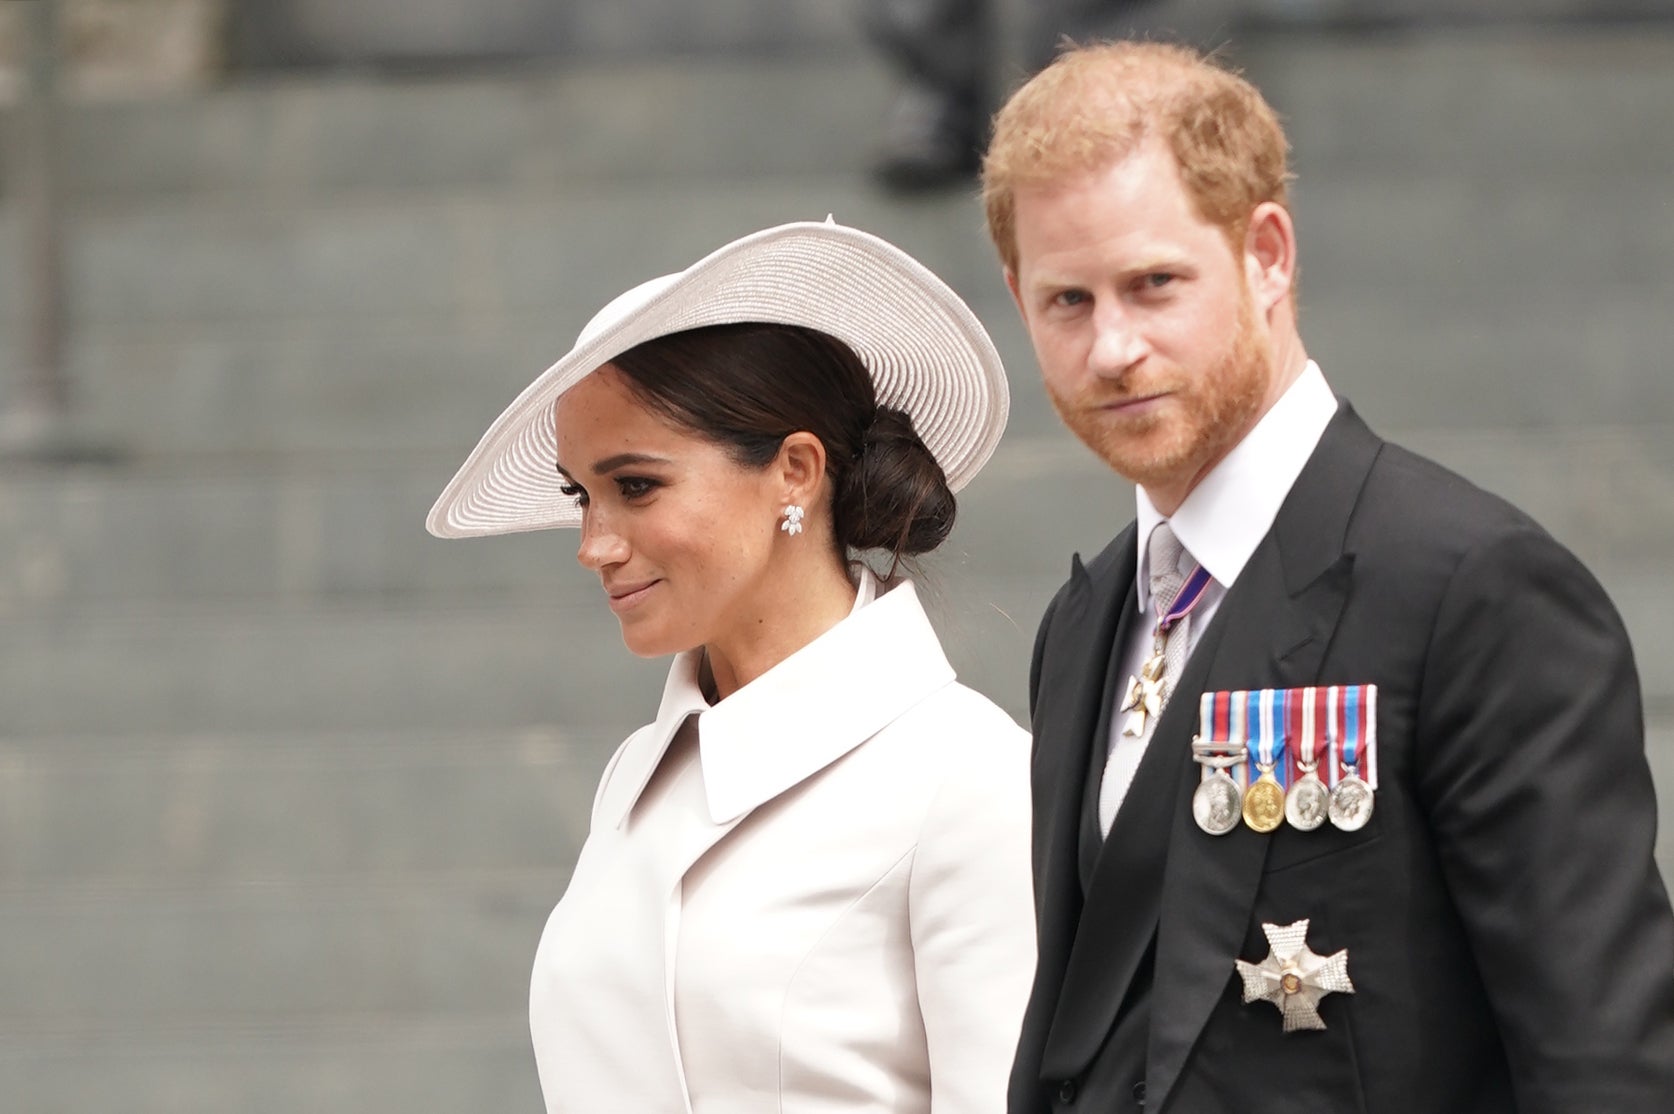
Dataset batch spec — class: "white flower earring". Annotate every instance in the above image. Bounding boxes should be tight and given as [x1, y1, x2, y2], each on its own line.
[780, 504, 805, 536]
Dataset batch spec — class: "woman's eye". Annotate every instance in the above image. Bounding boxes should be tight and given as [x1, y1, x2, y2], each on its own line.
[617, 476, 659, 500]
[558, 481, 589, 507]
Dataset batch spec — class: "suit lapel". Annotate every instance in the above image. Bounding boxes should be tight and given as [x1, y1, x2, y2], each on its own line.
[1141, 403, 1383, 1112]
[1024, 530, 1136, 1059]
[1040, 594, 1234, 1078]
[1077, 585, 1142, 894]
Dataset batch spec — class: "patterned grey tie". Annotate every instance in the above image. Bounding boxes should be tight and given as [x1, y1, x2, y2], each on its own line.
[1100, 522, 1191, 834]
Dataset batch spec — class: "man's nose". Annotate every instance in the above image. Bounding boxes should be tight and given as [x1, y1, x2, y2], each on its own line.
[1088, 304, 1148, 377]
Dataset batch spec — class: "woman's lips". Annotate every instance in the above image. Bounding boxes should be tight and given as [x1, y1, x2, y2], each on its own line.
[606, 580, 658, 614]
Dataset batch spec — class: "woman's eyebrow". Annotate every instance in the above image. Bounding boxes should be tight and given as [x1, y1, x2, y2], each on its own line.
[590, 452, 673, 474]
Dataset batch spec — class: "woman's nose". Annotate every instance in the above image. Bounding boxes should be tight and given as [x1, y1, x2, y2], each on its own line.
[576, 513, 628, 570]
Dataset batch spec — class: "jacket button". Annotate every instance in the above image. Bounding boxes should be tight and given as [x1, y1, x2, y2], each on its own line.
[1133, 1079, 1147, 1106]
[1057, 1079, 1078, 1104]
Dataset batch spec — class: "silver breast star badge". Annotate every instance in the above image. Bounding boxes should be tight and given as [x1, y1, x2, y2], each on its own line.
[1235, 919, 1354, 1032]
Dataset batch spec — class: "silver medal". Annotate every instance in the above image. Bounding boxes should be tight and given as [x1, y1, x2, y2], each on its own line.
[1193, 772, 1243, 835]
[1328, 772, 1374, 831]
[1285, 772, 1330, 831]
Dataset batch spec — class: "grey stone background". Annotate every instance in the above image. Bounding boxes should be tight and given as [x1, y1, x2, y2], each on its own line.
[1, 2, 1671, 1111]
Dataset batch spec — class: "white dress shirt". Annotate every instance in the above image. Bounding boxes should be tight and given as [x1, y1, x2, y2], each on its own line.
[1100, 360, 1338, 819]
[530, 569, 1035, 1113]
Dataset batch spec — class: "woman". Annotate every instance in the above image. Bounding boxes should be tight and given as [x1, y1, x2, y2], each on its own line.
[427, 221, 1033, 1113]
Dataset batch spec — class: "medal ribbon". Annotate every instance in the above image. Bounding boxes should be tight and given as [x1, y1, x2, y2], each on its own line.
[1342, 685, 1361, 773]
[1157, 563, 1213, 635]
[1325, 685, 1341, 784]
[1198, 689, 1233, 746]
[1195, 690, 1237, 786]
[1363, 684, 1378, 788]
[1286, 686, 1310, 780]
[1245, 689, 1285, 784]
[1230, 689, 1248, 786]
[1310, 687, 1327, 769]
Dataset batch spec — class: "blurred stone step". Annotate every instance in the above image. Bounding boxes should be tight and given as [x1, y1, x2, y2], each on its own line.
[0, 580, 1049, 735]
[0, 728, 616, 886]
[1, 561, 1670, 741]
[0, 437, 1098, 610]
[0, 28, 1663, 205]
[3, 159, 1669, 448]
[0, 54, 890, 205]
[4, 428, 1673, 607]
[10, 152, 1664, 334]
[32, 187, 1000, 336]
[0, 600, 671, 735]
[227, 0, 863, 69]
[1258, 29, 1674, 179]
[0, 870, 560, 1023]
[1301, 285, 1674, 431]
[0, 1013, 538, 1114]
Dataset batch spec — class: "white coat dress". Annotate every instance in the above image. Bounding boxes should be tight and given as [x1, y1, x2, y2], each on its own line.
[529, 571, 1035, 1114]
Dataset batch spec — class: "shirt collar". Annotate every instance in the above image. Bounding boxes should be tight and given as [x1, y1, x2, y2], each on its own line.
[600, 567, 955, 828]
[1135, 360, 1337, 608]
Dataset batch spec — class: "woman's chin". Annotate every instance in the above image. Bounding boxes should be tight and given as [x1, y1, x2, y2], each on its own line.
[616, 621, 686, 661]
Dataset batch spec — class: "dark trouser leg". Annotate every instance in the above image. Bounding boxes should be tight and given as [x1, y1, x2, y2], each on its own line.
[864, 0, 994, 190]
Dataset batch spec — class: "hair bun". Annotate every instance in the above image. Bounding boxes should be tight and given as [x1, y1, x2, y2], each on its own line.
[834, 406, 957, 557]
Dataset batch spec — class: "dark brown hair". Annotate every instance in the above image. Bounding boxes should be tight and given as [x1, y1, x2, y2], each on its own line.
[607, 322, 956, 564]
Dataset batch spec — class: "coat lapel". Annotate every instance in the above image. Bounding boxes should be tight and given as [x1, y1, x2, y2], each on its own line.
[598, 571, 956, 832]
[698, 577, 955, 823]
[1141, 403, 1383, 1112]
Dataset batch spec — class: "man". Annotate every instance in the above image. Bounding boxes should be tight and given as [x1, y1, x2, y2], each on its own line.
[982, 41, 1674, 1112]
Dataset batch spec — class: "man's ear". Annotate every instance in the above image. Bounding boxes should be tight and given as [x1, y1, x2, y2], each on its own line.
[775, 431, 828, 509]
[1244, 201, 1297, 313]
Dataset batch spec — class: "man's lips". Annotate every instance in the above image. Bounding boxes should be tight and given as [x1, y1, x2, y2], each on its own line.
[1095, 390, 1169, 414]
[604, 580, 658, 613]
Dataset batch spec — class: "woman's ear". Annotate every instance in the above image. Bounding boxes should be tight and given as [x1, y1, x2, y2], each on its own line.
[775, 431, 828, 508]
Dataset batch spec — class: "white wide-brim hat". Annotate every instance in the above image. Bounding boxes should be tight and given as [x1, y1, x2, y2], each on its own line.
[426, 219, 1009, 538]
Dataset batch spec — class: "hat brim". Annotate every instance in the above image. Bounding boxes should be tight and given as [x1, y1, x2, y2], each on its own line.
[426, 220, 1009, 539]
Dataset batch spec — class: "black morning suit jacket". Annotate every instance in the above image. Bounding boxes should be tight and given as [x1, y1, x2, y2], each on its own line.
[1010, 402, 1674, 1114]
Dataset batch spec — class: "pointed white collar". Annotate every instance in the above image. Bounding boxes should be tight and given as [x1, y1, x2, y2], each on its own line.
[1135, 359, 1337, 607]
[597, 568, 956, 829]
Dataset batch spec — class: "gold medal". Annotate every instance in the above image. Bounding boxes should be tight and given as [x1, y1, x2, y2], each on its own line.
[1240, 689, 1286, 833]
[1243, 769, 1285, 832]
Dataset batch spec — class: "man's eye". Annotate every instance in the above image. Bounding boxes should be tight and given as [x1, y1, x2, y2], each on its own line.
[1054, 290, 1090, 308]
[1143, 273, 1175, 289]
